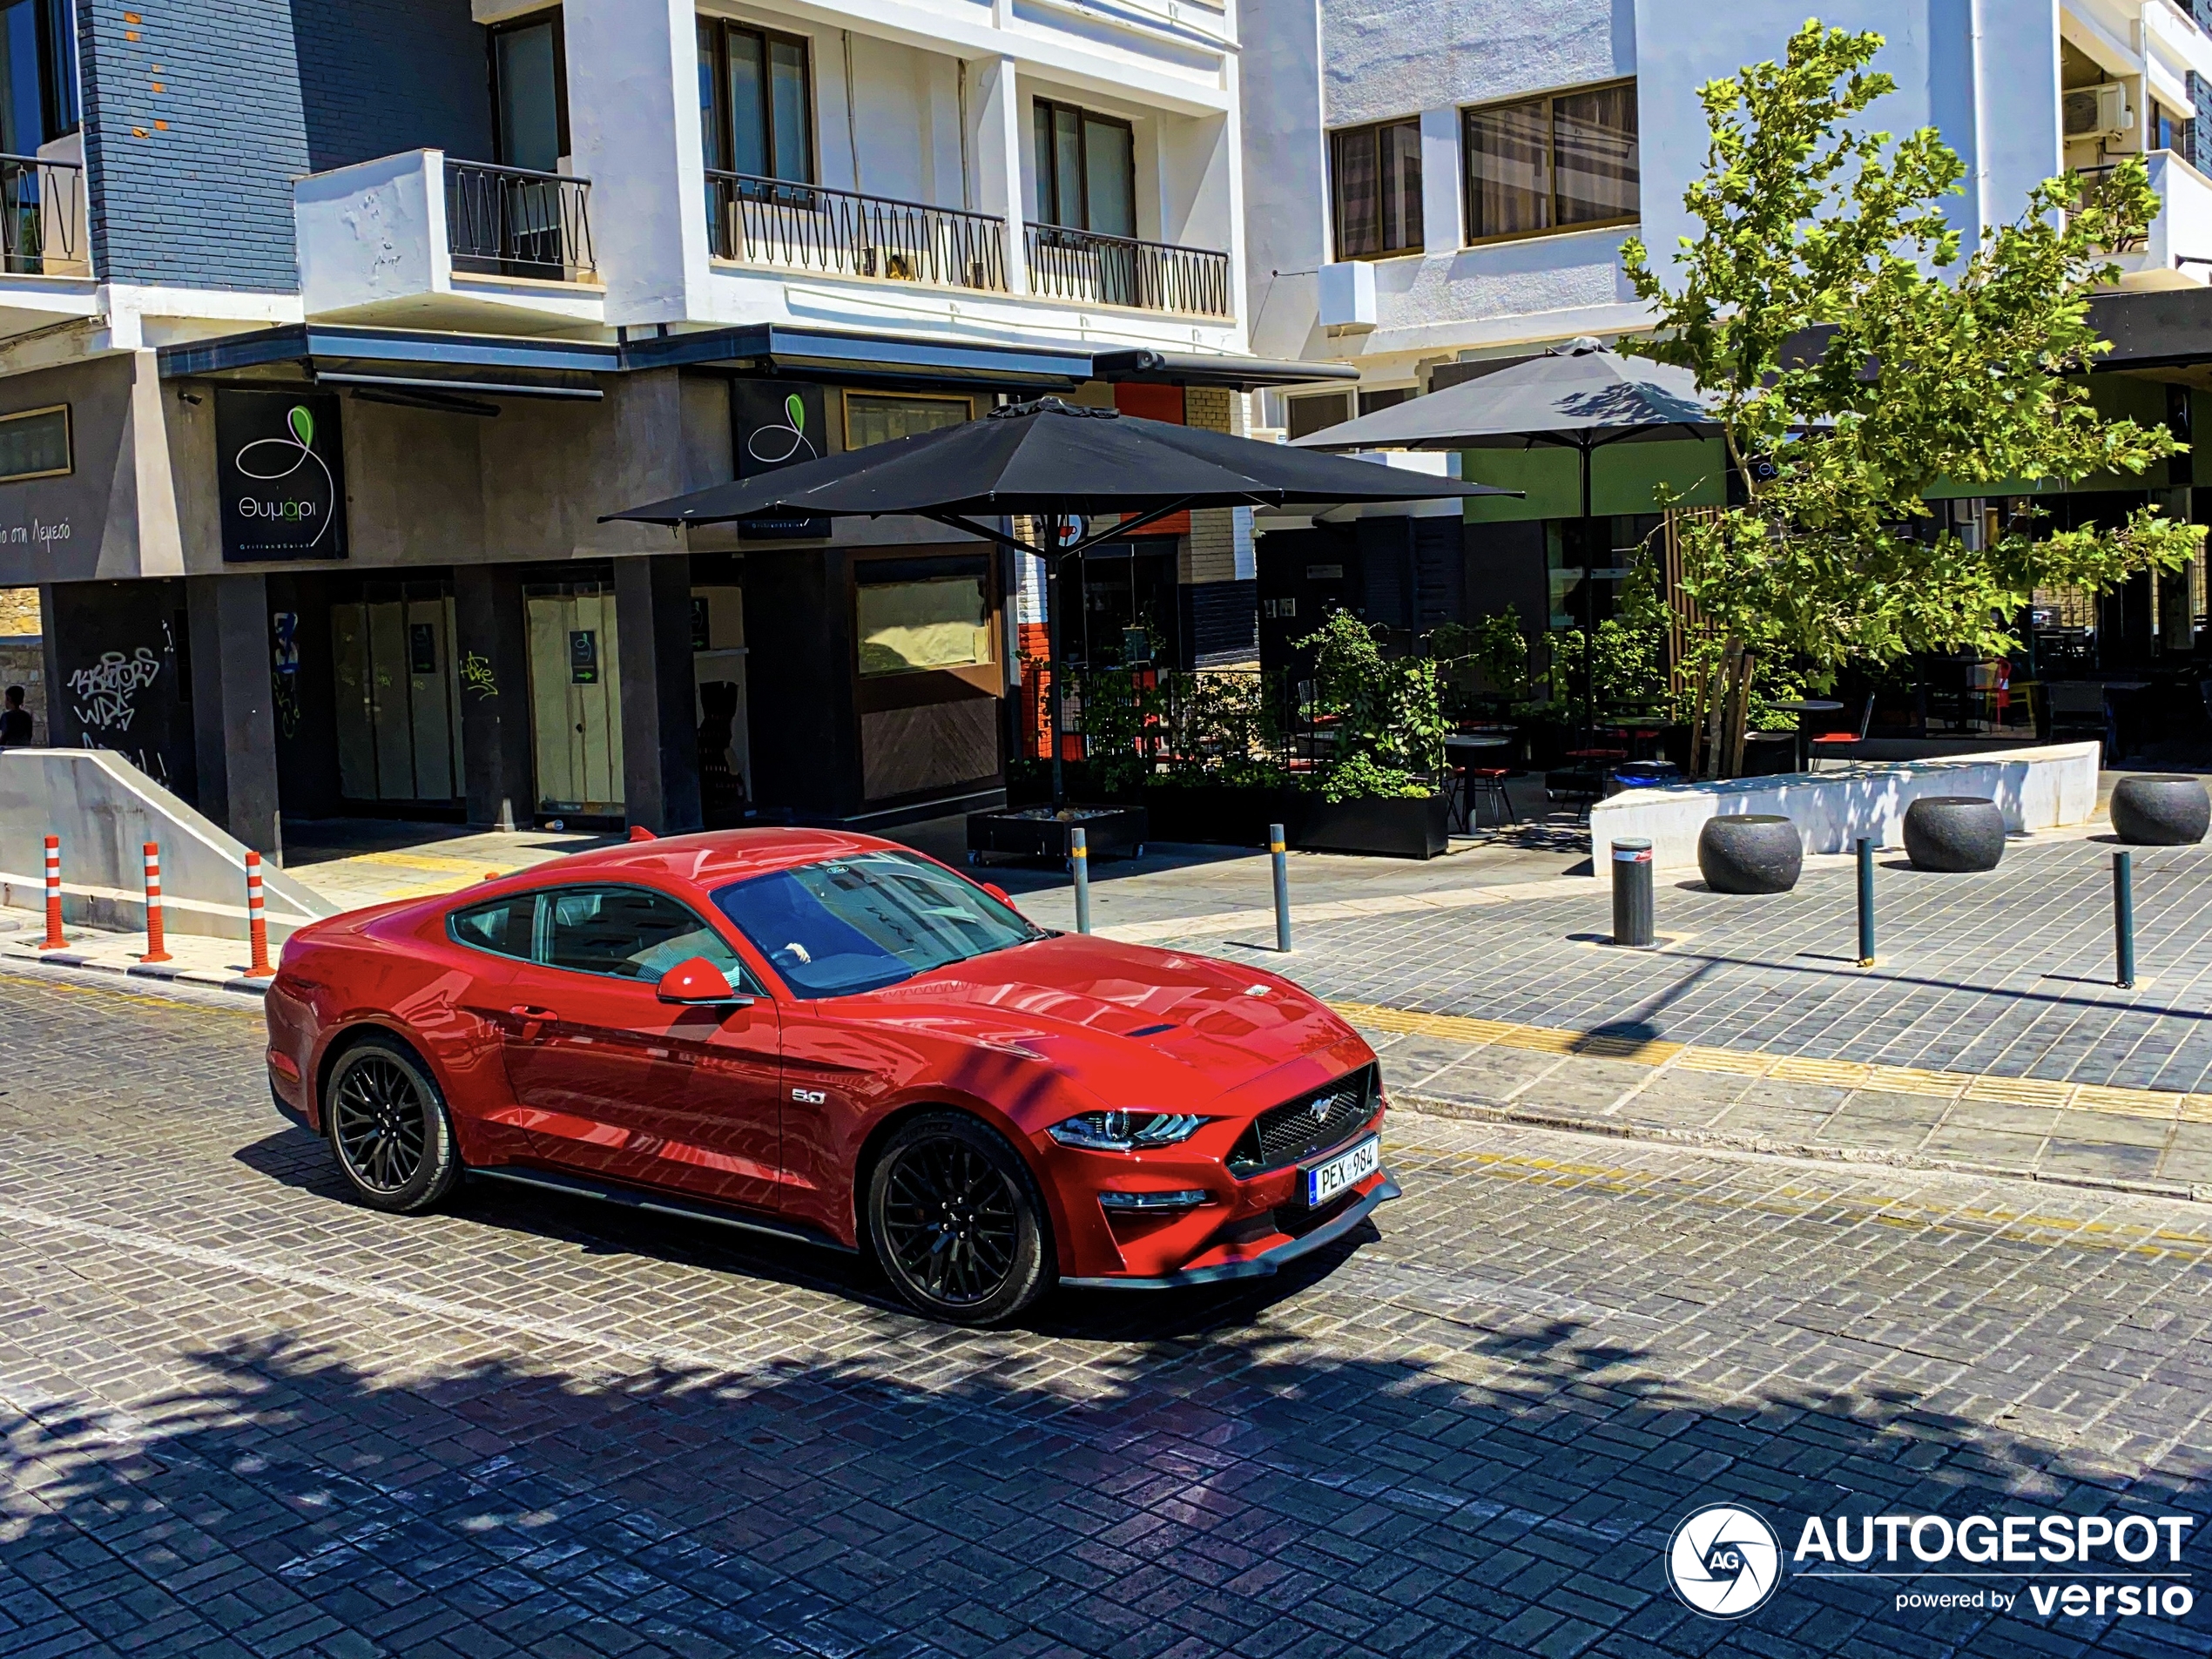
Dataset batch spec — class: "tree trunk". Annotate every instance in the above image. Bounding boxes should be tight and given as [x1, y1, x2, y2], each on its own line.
[1723, 644, 1757, 779]
[1703, 640, 1740, 779]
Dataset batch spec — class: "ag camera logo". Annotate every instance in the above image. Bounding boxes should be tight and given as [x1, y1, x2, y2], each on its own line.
[1669, 1504, 1783, 1618]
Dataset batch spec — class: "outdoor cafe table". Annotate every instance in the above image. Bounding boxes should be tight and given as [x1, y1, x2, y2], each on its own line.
[1444, 734, 1515, 830]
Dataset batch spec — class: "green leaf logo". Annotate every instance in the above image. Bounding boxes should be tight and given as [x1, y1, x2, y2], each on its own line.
[786, 393, 805, 434]
[287, 406, 314, 449]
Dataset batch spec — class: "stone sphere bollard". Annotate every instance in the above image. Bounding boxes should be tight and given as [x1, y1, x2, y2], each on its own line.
[2109, 774, 2210, 846]
[1696, 814, 1803, 894]
[1902, 796, 2006, 872]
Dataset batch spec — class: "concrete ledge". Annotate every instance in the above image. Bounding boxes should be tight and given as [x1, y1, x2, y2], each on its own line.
[1587, 743, 2101, 873]
[0, 749, 338, 940]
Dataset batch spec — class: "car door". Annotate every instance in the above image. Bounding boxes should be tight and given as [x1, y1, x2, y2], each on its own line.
[494, 882, 786, 1213]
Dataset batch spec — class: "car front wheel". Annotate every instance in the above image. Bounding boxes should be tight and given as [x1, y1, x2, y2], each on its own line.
[868, 1111, 1052, 1325]
[324, 1034, 462, 1215]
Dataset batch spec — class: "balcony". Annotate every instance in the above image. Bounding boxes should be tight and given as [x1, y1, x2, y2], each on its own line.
[0, 152, 97, 339]
[707, 172, 1007, 293]
[295, 150, 604, 334]
[2080, 151, 2212, 290]
[1024, 223, 1232, 319]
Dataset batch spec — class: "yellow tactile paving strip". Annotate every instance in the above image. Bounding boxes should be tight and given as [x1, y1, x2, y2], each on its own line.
[1332, 1000, 2212, 1126]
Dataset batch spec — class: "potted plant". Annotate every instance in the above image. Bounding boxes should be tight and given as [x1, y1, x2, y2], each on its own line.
[1290, 613, 1451, 859]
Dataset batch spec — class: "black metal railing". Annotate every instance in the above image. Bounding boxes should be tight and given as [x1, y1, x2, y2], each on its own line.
[444, 159, 597, 282]
[1023, 222, 1231, 317]
[0, 154, 84, 276]
[707, 171, 1007, 291]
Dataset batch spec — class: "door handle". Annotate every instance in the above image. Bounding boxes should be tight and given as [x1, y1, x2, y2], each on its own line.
[509, 1003, 557, 1037]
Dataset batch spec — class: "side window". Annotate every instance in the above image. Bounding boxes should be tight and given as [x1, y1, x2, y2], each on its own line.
[540, 886, 753, 986]
[449, 894, 536, 960]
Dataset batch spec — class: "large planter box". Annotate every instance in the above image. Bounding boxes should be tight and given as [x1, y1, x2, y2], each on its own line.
[1290, 793, 1451, 860]
[1139, 784, 1292, 846]
[967, 805, 1148, 864]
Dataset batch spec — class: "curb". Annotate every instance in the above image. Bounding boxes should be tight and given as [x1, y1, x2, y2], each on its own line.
[2, 946, 271, 998]
[1394, 1090, 2209, 1205]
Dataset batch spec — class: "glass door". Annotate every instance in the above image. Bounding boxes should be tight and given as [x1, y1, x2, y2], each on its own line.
[524, 583, 624, 819]
[330, 585, 463, 806]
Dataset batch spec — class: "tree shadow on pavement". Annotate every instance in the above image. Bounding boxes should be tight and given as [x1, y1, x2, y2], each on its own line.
[10, 1186, 2209, 1659]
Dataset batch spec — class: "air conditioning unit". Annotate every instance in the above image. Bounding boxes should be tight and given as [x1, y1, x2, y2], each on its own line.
[2063, 82, 2134, 141]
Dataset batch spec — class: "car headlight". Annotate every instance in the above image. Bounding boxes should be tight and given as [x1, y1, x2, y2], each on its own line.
[1047, 1111, 1209, 1151]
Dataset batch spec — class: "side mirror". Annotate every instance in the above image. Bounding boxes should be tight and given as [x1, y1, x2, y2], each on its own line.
[656, 956, 752, 1007]
[983, 882, 1015, 907]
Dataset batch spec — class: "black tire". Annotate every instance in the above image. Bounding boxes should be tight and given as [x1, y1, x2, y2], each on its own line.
[323, 1033, 463, 1215]
[867, 1111, 1053, 1325]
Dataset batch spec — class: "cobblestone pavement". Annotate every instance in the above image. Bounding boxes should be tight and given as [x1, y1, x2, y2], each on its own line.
[3, 973, 2209, 1659]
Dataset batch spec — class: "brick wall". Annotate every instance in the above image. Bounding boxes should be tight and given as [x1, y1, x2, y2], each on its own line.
[78, 0, 491, 291]
[1184, 388, 1244, 585]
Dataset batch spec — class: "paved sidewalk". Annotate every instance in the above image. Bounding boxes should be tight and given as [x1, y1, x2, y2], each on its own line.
[1138, 834, 2212, 1199]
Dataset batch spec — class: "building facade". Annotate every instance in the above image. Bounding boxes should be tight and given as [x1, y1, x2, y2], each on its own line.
[0, 0, 1323, 853]
[1241, 0, 2212, 671]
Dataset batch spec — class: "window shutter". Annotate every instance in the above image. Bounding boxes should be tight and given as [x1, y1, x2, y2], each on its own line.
[2194, 71, 2212, 170]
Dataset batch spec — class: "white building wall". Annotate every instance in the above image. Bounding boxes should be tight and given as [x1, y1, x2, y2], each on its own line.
[1246, 1, 2100, 387]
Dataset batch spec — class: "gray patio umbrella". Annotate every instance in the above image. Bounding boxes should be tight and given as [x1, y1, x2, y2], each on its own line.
[609, 395, 1518, 805]
[1294, 337, 1722, 742]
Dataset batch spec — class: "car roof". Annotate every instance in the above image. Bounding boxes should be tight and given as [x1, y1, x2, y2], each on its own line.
[497, 826, 905, 896]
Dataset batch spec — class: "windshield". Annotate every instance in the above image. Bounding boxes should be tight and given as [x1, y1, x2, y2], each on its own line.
[712, 850, 1044, 999]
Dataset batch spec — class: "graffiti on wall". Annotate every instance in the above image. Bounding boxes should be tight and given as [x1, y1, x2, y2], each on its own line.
[461, 651, 498, 700]
[66, 647, 164, 733]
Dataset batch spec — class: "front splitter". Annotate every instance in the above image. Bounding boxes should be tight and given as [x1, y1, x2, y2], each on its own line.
[1060, 1173, 1402, 1290]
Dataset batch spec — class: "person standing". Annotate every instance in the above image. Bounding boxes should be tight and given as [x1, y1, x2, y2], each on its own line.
[0, 685, 32, 747]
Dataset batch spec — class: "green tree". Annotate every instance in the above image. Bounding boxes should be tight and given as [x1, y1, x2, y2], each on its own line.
[1620, 21, 2200, 769]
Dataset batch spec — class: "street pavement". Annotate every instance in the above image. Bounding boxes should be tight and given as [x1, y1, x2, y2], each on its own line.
[0, 969, 2207, 1658]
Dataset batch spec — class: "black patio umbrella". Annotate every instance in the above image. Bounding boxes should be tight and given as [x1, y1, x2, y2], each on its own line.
[1292, 337, 1720, 745]
[609, 395, 1518, 806]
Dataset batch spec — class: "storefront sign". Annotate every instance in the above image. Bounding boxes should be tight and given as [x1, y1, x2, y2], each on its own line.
[732, 381, 830, 541]
[216, 390, 347, 563]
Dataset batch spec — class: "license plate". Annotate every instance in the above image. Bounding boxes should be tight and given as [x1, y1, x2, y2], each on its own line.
[1305, 1134, 1380, 1207]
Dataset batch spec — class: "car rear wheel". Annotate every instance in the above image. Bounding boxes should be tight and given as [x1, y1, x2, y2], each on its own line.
[325, 1035, 462, 1215]
[868, 1112, 1051, 1325]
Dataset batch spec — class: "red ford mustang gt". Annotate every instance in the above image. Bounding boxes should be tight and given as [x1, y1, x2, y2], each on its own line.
[264, 829, 1398, 1324]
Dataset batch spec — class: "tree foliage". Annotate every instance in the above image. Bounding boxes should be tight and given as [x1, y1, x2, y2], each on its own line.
[1619, 21, 2201, 674]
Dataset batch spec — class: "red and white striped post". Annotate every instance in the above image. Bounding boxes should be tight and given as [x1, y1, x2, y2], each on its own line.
[38, 833, 64, 949]
[244, 851, 273, 978]
[139, 841, 172, 963]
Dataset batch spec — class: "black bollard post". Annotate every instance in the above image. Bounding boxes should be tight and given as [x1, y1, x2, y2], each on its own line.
[1612, 838, 1654, 948]
[2114, 850, 2134, 989]
[1269, 823, 1291, 953]
[1856, 837, 1876, 967]
[1071, 826, 1091, 934]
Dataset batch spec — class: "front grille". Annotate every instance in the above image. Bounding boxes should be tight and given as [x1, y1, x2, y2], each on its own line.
[1228, 1065, 1377, 1175]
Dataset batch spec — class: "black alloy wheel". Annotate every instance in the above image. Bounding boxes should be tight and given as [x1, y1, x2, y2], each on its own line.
[324, 1035, 462, 1214]
[868, 1112, 1051, 1325]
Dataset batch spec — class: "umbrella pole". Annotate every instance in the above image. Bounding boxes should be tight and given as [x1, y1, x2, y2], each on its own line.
[1048, 516, 1067, 810]
[1581, 440, 1595, 750]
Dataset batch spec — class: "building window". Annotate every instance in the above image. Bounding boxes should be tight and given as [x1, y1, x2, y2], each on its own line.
[0, 404, 67, 482]
[489, 11, 567, 172]
[1286, 392, 1350, 440]
[845, 391, 970, 449]
[856, 574, 992, 676]
[0, 0, 75, 153]
[1463, 81, 1637, 245]
[1032, 100, 1136, 237]
[698, 17, 813, 181]
[1330, 118, 1422, 259]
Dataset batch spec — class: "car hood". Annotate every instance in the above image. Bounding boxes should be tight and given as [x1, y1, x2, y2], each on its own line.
[853, 934, 1368, 1110]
